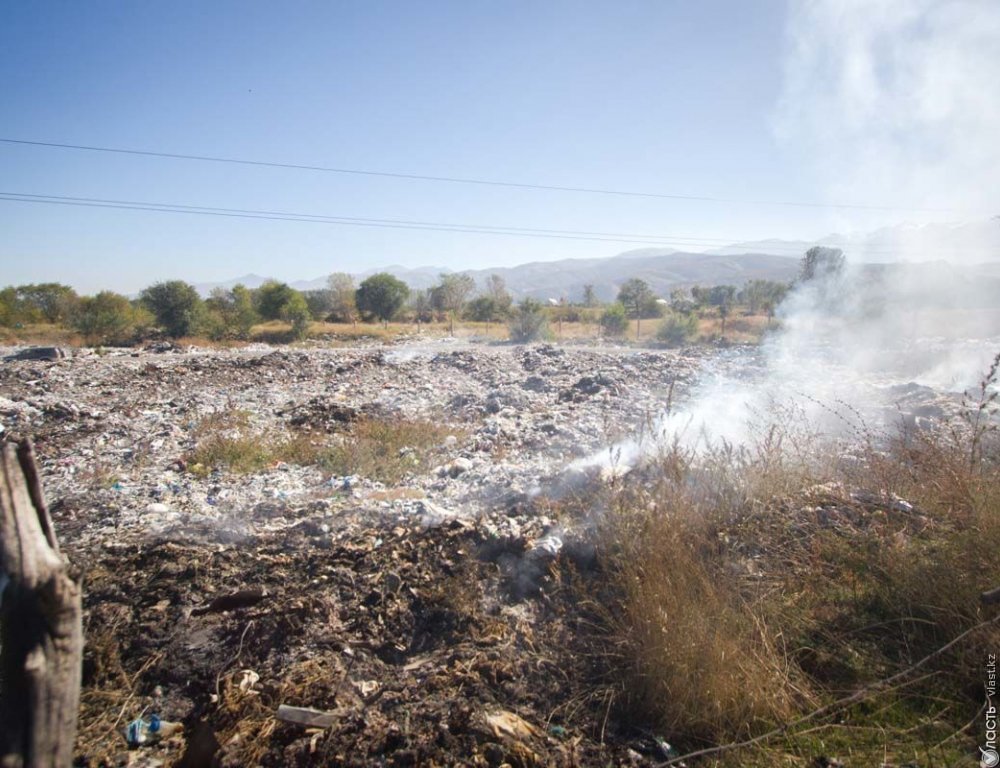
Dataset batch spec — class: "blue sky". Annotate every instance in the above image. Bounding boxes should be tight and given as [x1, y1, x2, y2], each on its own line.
[1, 1, 996, 293]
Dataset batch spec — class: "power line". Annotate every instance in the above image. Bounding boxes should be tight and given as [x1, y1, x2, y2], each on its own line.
[0, 191, 732, 245]
[0, 137, 972, 214]
[0, 191, 951, 256]
[0, 191, 736, 248]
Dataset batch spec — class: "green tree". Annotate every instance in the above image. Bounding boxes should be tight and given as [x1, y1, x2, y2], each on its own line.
[73, 292, 152, 345]
[140, 280, 203, 338]
[283, 291, 312, 340]
[229, 284, 258, 337]
[356, 273, 410, 326]
[254, 280, 296, 321]
[485, 274, 513, 313]
[507, 297, 551, 342]
[302, 289, 333, 320]
[669, 287, 695, 313]
[600, 302, 629, 337]
[15, 283, 79, 324]
[582, 284, 599, 308]
[204, 284, 258, 339]
[0, 287, 17, 327]
[617, 278, 654, 337]
[464, 296, 496, 323]
[466, 275, 513, 330]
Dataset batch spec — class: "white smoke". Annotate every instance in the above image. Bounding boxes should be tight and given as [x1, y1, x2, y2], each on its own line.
[767, 0, 1000, 400]
[775, 0, 1000, 224]
[576, 1, 1000, 470]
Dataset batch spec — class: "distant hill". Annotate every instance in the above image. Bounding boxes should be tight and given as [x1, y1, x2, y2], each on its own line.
[190, 273, 273, 295]
[192, 217, 1000, 302]
[195, 250, 801, 301]
[456, 250, 800, 301]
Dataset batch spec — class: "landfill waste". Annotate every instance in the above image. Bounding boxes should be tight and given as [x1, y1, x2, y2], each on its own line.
[0, 339, 973, 766]
[3, 345, 69, 361]
[124, 714, 183, 747]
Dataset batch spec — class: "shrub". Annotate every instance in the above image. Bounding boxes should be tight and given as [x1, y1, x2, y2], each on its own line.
[283, 291, 312, 340]
[599, 303, 629, 337]
[655, 312, 697, 346]
[507, 298, 551, 342]
[204, 284, 258, 340]
[73, 292, 153, 345]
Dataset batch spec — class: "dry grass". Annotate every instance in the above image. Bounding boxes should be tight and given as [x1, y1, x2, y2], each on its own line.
[696, 312, 773, 344]
[602, 508, 804, 741]
[0, 322, 84, 346]
[0, 310, 779, 349]
[575, 360, 1000, 763]
[585, 447, 810, 745]
[185, 409, 459, 484]
[214, 657, 342, 766]
[76, 597, 165, 764]
[318, 416, 459, 484]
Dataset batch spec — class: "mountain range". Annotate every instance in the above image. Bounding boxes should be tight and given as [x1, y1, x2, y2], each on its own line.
[192, 219, 1000, 302]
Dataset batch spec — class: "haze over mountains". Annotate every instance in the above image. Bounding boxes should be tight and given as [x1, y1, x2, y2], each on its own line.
[193, 219, 1000, 302]
[193, 250, 800, 302]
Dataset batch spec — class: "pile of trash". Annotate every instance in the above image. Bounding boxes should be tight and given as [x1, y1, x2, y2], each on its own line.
[0, 340, 708, 766]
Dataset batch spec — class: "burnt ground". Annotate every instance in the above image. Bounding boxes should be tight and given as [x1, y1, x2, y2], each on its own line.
[0, 339, 712, 767]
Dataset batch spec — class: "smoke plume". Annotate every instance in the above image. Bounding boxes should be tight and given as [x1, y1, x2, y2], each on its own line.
[579, 1, 1000, 469]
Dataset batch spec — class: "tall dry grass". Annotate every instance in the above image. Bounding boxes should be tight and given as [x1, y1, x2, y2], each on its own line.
[575, 355, 1000, 762]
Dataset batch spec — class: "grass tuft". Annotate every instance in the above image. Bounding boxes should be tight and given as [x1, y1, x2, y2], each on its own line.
[184, 409, 458, 484]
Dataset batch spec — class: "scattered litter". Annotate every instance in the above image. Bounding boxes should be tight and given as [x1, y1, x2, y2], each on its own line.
[275, 705, 340, 729]
[484, 709, 543, 742]
[236, 669, 260, 695]
[353, 679, 379, 698]
[124, 714, 182, 748]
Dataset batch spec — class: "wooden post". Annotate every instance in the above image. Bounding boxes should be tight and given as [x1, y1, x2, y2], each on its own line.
[1, 440, 83, 768]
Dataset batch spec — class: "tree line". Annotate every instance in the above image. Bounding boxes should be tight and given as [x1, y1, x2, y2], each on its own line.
[0, 268, 798, 346]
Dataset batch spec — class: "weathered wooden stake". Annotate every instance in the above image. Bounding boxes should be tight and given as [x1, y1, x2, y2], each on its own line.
[1, 440, 82, 768]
